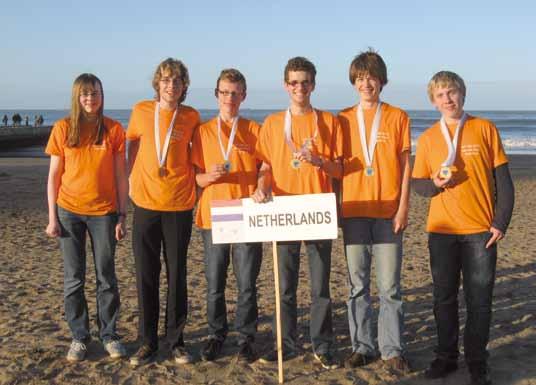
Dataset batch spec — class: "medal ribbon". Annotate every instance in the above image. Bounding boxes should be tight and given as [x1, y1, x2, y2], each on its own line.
[217, 115, 239, 163]
[283, 108, 318, 155]
[154, 102, 178, 169]
[356, 102, 382, 169]
[439, 112, 467, 167]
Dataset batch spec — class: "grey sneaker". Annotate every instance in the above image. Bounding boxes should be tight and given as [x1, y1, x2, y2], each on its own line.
[104, 340, 126, 359]
[172, 345, 193, 364]
[67, 340, 87, 362]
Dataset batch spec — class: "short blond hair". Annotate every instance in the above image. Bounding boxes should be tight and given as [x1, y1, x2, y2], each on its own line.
[216, 68, 247, 92]
[427, 71, 466, 103]
[152, 58, 190, 105]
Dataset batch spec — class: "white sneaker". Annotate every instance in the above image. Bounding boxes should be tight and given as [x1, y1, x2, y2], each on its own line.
[67, 340, 87, 362]
[172, 345, 193, 364]
[104, 340, 127, 359]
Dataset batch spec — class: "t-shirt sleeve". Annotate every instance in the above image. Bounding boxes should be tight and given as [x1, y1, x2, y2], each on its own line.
[331, 115, 343, 160]
[249, 120, 263, 166]
[111, 121, 126, 153]
[190, 127, 205, 170]
[45, 120, 66, 157]
[489, 122, 508, 168]
[412, 135, 431, 179]
[256, 117, 271, 164]
[126, 105, 141, 141]
[399, 112, 411, 154]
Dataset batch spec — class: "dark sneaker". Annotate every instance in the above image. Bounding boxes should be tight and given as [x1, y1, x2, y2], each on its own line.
[238, 341, 257, 363]
[314, 352, 339, 370]
[67, 340, 87, 362]
[383, 355, 412, 374]
[424, 358, 458, 379]
[344, 351, 376, 368]
[469, 363, 492, 385]
[201, 338, 223, 362]
[172, 345, 193, 364]
[130, 345, 156, 367]
[259, 348, 296, 363]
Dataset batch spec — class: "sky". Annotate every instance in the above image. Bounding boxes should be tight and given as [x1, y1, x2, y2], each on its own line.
[1, 0, 535, 110]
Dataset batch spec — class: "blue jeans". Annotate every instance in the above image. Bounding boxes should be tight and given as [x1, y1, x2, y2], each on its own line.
[429, 232, 497, 366]
[274, 240, 333, 354]
[343, 217, 404, 359]
[58, 206, 120, 343]
[201, 230, 262, 344]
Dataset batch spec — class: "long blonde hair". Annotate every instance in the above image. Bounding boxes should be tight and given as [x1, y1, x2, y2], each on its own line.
[67, 73, 106, 147]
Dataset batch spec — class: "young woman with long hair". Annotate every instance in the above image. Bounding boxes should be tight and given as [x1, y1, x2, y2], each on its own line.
[45, 73, 128, 361]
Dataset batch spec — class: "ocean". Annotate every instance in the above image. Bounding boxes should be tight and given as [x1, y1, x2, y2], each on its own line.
[1, 109, 535, 156]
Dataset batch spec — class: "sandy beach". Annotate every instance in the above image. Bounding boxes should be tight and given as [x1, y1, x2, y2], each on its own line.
[0, 155, 534, 385]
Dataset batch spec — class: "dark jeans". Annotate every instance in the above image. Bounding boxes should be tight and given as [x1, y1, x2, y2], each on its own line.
[132, 204, 192, 350]
[429, 232, 497, 365]
[274, 240, 333, 354]
[201, 230, 262, 344]
[57, 206, 120, 343]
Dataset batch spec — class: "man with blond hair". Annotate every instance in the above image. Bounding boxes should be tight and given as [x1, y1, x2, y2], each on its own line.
[192, 68, 264, 363]
[127, 58, 200, 366]
[412, 71, 514, 385]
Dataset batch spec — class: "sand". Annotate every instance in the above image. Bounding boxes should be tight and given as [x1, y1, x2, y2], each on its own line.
[0, 156, 535, 385]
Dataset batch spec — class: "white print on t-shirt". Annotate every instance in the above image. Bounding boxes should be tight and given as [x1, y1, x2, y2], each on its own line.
[233, 143, 252, 153]
[170, 130, 184, 141]
[376, 131, 390, 143]
[461, 144, 481, 156]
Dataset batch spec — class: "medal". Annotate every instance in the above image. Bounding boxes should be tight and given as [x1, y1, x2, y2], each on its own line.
[439, 113, 467, 177]
[440, 166, 452, 179]
[154, 102, 177, 177]
[284, 108, 319, 168]
[291, 158, 301, 169]
[356, 102, 382, 177]
[217, 115, 239, 172]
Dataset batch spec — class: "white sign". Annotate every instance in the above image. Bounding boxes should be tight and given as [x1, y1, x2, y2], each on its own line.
[210, 193, 338, 244]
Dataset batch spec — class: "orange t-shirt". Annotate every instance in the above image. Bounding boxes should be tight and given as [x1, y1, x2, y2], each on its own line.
[257, 109, 342, 196]
[191, 117, 261, 229]
[412, 115, 508, 234]
[45, 116, 125, 215]
[338, 103, 411, 218]
[126, 100, 199, 211]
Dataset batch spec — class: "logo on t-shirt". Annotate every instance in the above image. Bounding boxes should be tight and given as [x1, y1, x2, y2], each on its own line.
[170, 130, 184, 141]
[234, 142, 252, 153]
[377, 131, 390, 143]
[461, 144, 481, 156]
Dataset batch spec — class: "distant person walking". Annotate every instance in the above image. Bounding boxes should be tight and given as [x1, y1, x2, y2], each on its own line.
[2, 114, 7, 126]
[45, 73, 128, 362]
[25, 115, 29, 126]
[12, 113, 22, 126]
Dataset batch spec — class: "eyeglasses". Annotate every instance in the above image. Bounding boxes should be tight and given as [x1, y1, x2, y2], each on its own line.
[160, 77, 182, 87]
[286, 80, 312, 88]
[80, 91, 102, 98]
[216, 89, 244, 98]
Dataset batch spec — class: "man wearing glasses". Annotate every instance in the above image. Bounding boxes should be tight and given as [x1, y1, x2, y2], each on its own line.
[252, 56, 343, 369]
[127, 58, 200, 366]
[191, 68, 265, 363]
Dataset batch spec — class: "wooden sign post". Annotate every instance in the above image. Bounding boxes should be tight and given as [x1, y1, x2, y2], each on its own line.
[211, 193, 338, 383]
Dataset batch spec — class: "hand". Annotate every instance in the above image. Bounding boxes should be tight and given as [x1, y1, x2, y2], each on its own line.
[486, 226, 504, 248]
[392, 209, 408, 234]
[206, 164, 227, 184]
[251, 187, 272, 203]
[46, 219, 61, 237]
[296, 150, 322, 167]
[432, 169, 454, 189]
[115, 218, 126, 241]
